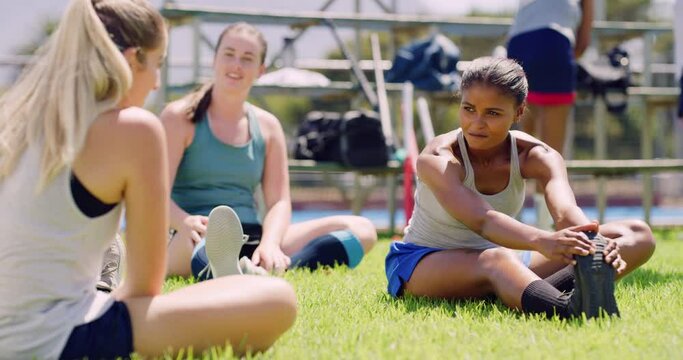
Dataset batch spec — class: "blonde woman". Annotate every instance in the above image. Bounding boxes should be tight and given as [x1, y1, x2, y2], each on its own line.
[0, 0, 295, 358]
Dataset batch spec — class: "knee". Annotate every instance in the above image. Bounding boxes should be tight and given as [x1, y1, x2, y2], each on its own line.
[628, 219, 656, 258]
[478, 247, 520, 278]
[257, 278, 298, 340]
[344, 216, 377, 253]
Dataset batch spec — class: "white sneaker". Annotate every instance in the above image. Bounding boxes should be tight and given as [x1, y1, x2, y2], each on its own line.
[97, 233, 124, 292]
[239, 256, 270, 276]
[204, 206, 247, 277]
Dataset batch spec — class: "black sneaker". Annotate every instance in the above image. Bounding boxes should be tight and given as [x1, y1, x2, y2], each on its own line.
[573, 231, 620, 318]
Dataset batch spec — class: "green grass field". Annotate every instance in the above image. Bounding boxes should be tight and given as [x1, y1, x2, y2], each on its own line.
[160, 230, 683, 359]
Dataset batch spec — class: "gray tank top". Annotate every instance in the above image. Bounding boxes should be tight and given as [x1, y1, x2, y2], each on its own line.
[508, 0, 582, 44]
[0, 145, 122, 358]
[404, 130, 526, 250]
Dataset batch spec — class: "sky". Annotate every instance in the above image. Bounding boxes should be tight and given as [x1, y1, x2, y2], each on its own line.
[0, 0, 521, 84]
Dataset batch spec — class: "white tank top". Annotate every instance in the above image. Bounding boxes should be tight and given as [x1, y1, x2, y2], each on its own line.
[508, 0, 582, 44]
[404, 130, 526, 250]
[0, 145, 122, 359]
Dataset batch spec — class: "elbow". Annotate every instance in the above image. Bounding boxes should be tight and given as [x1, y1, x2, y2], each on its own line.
[467, 210, 492, 236]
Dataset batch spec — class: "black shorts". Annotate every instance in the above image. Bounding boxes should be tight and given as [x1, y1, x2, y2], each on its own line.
[59, 301, 133, 359]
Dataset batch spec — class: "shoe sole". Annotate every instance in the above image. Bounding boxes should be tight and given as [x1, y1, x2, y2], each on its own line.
[205, 205, 245, 277]
[574, 231, 620, 318]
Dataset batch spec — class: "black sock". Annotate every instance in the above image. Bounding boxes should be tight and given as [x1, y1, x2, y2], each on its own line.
[289, 233, 349, 270]
[543, 265, 575, 293]
[521, 280, 571, 318]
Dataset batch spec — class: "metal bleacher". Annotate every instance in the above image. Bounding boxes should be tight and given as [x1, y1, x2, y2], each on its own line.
[158, 1, 682, 229]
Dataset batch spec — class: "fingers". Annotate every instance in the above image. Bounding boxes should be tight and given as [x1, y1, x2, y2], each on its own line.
[558, 231, 595, 254]
[606, 254, 627, 274]
[603, 242, 619, 263]
[561, 253, 576, 265]
[260, 254, 275, 272]
[616, 258, 627, 274]
[193, 222, 207, 237]
[567, 221, 599, 234]
[603, 239, 626, 274]
[252, 252, 261, 266]
[190, 231, 202, 245]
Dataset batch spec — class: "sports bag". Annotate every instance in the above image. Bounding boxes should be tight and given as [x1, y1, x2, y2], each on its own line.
[294, 109, 389, 167]
[577, 46, 631, 114]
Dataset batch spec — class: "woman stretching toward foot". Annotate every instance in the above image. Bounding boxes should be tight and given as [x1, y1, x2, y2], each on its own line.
[0, 1, 295, 358]
[161, 22, 377, 279]
[385, 57, 655, 319]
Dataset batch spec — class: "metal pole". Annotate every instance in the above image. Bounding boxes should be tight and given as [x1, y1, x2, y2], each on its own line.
[191, 17, 201, 84]
[593, 0, 607, 223]
[641, 31, 655, 224]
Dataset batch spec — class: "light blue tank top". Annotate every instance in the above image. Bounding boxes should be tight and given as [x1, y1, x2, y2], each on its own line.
[172, 104, 265, 223]
[404, 130, 526, 250]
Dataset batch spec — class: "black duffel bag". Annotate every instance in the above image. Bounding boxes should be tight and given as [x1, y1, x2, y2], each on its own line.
[293, 111, 343, 163]
[294, 109, 389, 167]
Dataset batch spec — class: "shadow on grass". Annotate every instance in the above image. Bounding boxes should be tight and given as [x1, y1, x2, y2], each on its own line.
[618, 268, 683, 289]
[380, 291, 508, 319]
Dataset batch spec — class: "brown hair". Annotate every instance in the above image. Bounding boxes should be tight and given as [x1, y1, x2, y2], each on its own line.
[183, 22, 267, 124]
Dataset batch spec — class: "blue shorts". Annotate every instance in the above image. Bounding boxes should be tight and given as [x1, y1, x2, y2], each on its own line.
[507, 28, 576, 105]
[59, 301, 133, 359]
[385, 241, 533, 297]
[190, 223, 262, 281]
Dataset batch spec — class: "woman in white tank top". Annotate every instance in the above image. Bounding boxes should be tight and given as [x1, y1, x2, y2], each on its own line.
[0, 0, 295, 358]
[386, 57, 655, 319]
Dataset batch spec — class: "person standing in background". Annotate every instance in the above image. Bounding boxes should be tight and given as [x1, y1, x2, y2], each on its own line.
[506, 0, 593, 229]
[674, 0, 683, 162]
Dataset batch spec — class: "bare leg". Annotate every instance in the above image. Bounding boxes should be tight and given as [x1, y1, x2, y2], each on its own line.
[166, 234, 193, 277]
[525, 103, 572, 194]
[599, 219, 656, 278]
[519, 104, 538, 136]
[123, 275, 296, 356]
[281, 215, 377, 256]
[538, 104, 572, 155]
[405, 247, 541, 310]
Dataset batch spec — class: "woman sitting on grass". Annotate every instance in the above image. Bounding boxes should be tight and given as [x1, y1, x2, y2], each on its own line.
[161, 22, 377, 279]
[0, 1, 295, 358]
[386, 56, 656, 319]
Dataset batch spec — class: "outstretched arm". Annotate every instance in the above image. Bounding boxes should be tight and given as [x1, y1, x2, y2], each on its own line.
[253, 111, 292, 272]
[523, 144, 591, 230]
[418, 133, 593, 264]
[160, 102, 208, 244]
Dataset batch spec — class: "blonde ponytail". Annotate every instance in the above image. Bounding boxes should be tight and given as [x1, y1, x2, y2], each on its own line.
[0, 0, 164, 190]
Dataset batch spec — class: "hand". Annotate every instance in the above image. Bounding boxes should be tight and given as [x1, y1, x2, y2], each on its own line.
[252, 243, 291, 275]
[603, 237, 627, 274]
[534, 223, 597, 265]
[175, 215, 208, 246]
